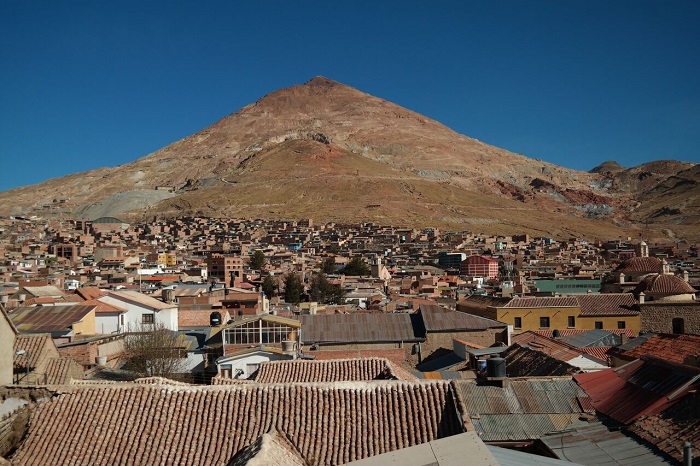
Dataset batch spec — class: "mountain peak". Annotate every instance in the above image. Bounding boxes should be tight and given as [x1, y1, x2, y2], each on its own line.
[304, 76, 341, 88]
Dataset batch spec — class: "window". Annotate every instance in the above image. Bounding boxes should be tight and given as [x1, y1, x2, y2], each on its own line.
[617, 321, 626, 329]
[514, 317, 522, 329]
[225, 319, 296, 345]
[142, 313, 155, 324]
[567, 316, 576, 328]
[595, 321, 603, 329]
[539, 317, 550, 329]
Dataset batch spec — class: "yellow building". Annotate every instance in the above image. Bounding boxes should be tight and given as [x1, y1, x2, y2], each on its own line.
[157, 253, 177, 267]
[458, 293, 640, 336]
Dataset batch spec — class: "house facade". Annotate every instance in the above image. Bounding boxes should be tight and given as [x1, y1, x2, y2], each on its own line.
[463, 294, 641, 335]
[460, 255, 499, 279]
[217, 314, 301, 379]
[99, 290, 178, 331]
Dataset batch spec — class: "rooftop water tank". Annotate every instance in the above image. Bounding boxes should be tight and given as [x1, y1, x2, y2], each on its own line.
[486, 357, 506, 378]
[210, 311, 222, 327]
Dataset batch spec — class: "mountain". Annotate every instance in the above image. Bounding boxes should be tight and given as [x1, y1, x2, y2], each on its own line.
[1, 76, 698, 241]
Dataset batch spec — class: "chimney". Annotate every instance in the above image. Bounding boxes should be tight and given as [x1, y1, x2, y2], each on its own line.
[619, 273, 625, 284]
[638, 292, 645, 304]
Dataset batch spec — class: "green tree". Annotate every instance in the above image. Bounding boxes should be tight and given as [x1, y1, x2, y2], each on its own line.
[309, 272, 346, 305]
[320, 256, 337, 274]
[283, 272, 303, 305]
[261, 274, 276, 298]
[248, 250, 267, 270]
[343, 256, 371, 276]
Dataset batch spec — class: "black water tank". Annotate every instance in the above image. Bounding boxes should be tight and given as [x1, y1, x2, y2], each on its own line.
[487, 357, 506, 378]
[210, 311, 222, 326]
[552, 329, 561, 338]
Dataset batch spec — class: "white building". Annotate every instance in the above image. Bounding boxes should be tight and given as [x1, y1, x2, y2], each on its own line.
[98, 290, 178, 331]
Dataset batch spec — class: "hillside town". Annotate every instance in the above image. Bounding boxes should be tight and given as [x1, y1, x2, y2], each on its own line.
[1, 214, 699, 465]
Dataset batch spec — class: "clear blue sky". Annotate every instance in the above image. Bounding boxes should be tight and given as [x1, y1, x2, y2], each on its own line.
[1, 1, 698, 192]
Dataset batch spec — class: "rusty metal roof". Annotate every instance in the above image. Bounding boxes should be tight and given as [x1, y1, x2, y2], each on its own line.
[454, 378, 591, 416]
[9, 305, 96, 333]
[573, 356, 700, 425]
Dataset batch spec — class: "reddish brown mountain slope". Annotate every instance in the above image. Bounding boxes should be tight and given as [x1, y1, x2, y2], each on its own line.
[0, 77, 697, 241]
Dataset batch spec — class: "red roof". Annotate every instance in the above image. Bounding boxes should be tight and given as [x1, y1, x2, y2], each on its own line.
[578, 346, 611, 364]
[146, 275, 181, 282]
[576, 293, 638, 317]
[635, 274, 696, 294]
[615, 257, 664, 274]
[610, 333, 700, 365]
[535, 328, 636, 338]
[574, 356, 700, 425]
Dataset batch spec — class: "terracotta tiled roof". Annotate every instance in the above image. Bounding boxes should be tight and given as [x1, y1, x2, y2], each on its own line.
[11, 381, 463, 465]
[81, 298, 126, 314]
[534, 328, 636, 339]
[502, 296, 579, 308]
[578, 346, 611, 364]
[251, 358, 416, 383]
[615, 256, 664, 274]
[13, 334, 53, 369]
[609, 333, 700, 365]
[634, 274, 696, 295]
[74, 286, 104, 301]
[628, 394, 700, 464]
[43, 357, 84, 385]
[178, 309, 214, 327]
[228, 429, 306, 466]
[575, 293, 638, 316]
[457, 294, 511, 310]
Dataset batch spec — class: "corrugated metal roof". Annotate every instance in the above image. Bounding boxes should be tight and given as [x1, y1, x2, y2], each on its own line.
[574, 356, 700, 425]
[454, 379, 591, 418]
[419, 304, 506, 331]
[488, 445, 584, 466]
[541, 422, 673, 465]
[9, 305, 96, 333]
[471, 414, 583, 442]
[558, 329, 621, 348]
[298, 313, 420, 343]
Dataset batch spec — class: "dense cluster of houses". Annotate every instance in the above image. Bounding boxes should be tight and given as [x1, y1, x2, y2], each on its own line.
[1, 214, 699, 465]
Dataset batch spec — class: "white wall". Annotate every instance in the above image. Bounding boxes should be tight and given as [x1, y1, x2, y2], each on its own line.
[98, 296, 178, 331]
[95, 312, 125, 334]
[218, 352, 290, 379]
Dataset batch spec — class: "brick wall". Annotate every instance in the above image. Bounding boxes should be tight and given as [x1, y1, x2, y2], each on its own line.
[422, 329, 506, 360]
[640, 303, 700, 334]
